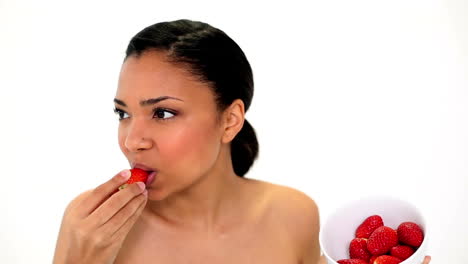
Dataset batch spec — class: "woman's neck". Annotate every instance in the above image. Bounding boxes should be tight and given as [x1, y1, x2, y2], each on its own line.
[144, 148, 246, 232]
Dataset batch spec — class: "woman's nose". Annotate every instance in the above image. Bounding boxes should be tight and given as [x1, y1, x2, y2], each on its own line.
[124, 119, 153, 152]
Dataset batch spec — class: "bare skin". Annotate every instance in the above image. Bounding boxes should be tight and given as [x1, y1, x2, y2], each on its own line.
[114, 179, 320, 263]
[53, 50, 431, 264]
[112, 51, 321, 263]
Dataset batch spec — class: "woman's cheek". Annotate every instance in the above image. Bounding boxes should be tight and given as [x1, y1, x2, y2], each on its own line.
[162, 124, 219, 174]
[117, 132, 126, 154]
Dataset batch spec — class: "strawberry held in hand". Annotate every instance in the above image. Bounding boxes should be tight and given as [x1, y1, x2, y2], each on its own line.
[118, 168, 149, 190]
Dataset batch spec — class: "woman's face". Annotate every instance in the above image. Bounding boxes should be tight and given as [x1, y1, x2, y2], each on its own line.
[114, 51, 224, 200]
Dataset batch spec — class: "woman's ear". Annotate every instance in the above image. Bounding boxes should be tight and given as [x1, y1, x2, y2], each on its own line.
[221, 99, 245, 144]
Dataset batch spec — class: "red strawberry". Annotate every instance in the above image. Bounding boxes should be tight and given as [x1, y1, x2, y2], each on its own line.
[367, 226, 398, 255]
[337, 259, 368, 264]
[370, 255, 378, 264]
[127, 168, 149, 183]
[118, 168, 149, 190]
[349, 238, 372, 261]
[373, 255, 402, 264]
[390, 245, 415, 260]
[356, 215, 384, 238]
[397, 222, 424, 247]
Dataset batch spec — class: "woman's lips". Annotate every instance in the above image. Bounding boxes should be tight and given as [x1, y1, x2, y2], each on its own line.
[146, 171, 157, 186]
[132, 163, 157, 172]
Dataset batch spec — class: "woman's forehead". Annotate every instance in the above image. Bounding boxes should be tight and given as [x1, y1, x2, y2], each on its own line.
[119, 53, 197, 87]
[116, 52, 215, 107]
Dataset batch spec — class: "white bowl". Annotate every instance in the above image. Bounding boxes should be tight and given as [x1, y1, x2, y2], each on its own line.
[319, 196, 428, 264]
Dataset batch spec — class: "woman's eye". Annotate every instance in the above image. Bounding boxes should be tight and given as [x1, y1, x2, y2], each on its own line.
[154, 108, 176, 120]
[113, 107, 176, 121]
[113, 108, 129, 120]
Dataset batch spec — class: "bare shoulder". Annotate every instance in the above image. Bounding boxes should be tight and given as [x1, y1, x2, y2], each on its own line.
[245, 178, 320, 231]
[244, 178, 321, 263]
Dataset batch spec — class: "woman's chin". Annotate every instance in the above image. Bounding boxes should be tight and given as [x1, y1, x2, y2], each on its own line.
[146, 188, 169, 201]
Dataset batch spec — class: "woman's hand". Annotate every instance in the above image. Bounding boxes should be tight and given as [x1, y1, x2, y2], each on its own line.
[422, 256, 431, 264]
[52, 170, 148, 264]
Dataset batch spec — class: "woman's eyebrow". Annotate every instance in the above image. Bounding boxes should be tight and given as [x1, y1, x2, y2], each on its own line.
[113, 96, 184, 107]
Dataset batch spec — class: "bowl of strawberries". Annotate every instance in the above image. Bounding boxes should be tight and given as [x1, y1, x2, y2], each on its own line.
[319, 196, 427, 264]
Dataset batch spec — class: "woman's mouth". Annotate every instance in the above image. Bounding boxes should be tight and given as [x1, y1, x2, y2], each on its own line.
[130, 163, 158, 187]
[146, 171, 157, 186]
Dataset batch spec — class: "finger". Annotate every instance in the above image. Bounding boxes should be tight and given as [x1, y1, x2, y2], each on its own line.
[107, 190, 148, 240]
[422, 256, 431, 264]
[88, 182, 146, 228]
[79, 170, 132, 216]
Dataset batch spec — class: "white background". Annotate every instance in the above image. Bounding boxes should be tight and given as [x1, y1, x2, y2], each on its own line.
[1, 0, 467, 263]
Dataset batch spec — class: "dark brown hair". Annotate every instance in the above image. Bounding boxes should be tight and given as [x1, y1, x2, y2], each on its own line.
[125, 19, 258, 177]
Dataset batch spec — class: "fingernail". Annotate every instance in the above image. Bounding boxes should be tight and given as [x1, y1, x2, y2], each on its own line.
[142, 189, 148, 197]
[120, 169, 131, 180]
[136, 182, 146, 191]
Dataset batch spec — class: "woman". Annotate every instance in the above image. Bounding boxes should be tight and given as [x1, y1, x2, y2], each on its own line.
[52, 19, 431, 264]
